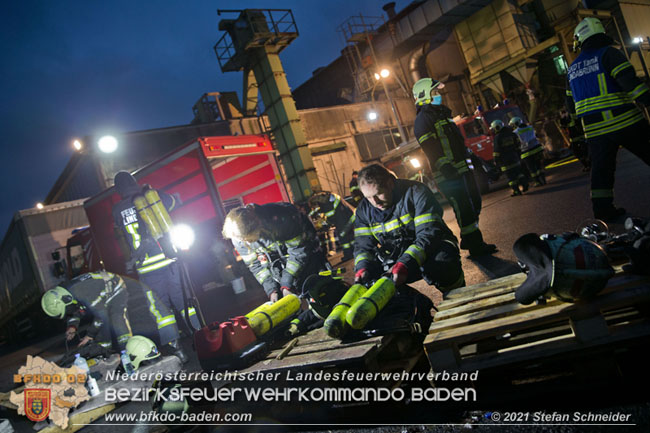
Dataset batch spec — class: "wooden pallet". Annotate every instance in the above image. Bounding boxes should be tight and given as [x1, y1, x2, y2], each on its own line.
[424, 268, 650, 376]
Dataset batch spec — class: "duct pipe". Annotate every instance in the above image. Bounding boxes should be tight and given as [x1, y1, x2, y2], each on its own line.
[409, 47, 426, 84]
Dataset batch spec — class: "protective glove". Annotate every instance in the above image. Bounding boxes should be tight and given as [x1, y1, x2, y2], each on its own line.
[391, 262, 409, 286]
[354, 269, 369, 284]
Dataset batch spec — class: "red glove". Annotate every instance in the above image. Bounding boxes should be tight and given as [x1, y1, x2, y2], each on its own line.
[354, 269, 368, 284]
[280, 286, 293, 297]
[391, 262, 408, 286]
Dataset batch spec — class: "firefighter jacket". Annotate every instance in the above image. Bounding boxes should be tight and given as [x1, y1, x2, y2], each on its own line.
[493, 127, 522, 171]
[311, 193, 356, 239]
[566, 34, 650, 138]
[514, 125, 542, 157]
[559, 113, 586, 144]
[62, 272, 126, 339]
[349, 178, 363, 205]
[353, 179, 455, 277]
[112, 188, 178, 275]
[231, 203, 323, 297]
[414, 104, 470, 184]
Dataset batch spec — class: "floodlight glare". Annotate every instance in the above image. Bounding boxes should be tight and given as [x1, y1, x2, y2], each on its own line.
[171, 224, 195, 251]
[409, 158, 421, 169]
[380, 68, 390, 78]
[73, 140, 82, 151]
[98, 136, 118, 153]
[367, 111, 378, 121]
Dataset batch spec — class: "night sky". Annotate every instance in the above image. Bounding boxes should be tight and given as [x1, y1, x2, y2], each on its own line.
[0, 0, 409, 234]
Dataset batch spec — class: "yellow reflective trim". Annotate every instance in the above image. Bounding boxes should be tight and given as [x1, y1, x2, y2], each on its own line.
[405, 244, 426, 266]
[611, 61, 632, 78]
[142, 253, 166, 265]
[583, 109, 644, 137]
[460, 222, 479, 235]
[355, 227, 372, 236]
[417, 131, 436, 143]
[630, 83, 649, 100]
[521, 146, 543, 159]
[355, 253, 371, 265]
[138, 258, 174, 274]
[126, 223, 141, 250]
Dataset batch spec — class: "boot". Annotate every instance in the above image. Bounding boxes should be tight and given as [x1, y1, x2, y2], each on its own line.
[468, 242, 498, 256]
[594, 206, 626, 223]
[168, 339, 189, 364]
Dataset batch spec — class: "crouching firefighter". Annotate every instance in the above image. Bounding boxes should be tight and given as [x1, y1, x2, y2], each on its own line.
[353, 164, 465, 295]
[112, 171, 196, 363]
[41, 272, 132, 351]
[308, 192, 356, 261]
[491, 120, 529, 196]
[222, 202, 331, 302]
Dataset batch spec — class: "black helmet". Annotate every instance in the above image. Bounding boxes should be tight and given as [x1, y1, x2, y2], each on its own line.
[114, 171, 141, 199]
[514, 233, 614, 305]
[302, 274, 349, 319]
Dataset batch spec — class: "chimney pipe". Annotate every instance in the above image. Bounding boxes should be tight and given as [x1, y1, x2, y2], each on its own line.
[382, 2, 396, 20]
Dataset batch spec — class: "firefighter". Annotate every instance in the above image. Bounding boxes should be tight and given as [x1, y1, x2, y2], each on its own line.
[112, 171, 194, 363]
[222, 202, 330, 302]
[566, 17, 650, 221]
[509, 117, 546, 186]
[308, 191, 355, 261]
[41, 272, 132, 351]
[353, 164, 465, 294]
[349, 171, 364, 207]
[412, 78, 496, 256]
[491, 120, 529, 196]
[559, 109, 590, 172]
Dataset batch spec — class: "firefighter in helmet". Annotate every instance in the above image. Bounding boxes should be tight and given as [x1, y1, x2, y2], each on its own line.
[112, 171, 194, 363]
[491, 119, 529, 196]
[222, 203, 331, 302]
[125, 335, 161, 369]
[41, 272, 132, 351]
[308, 192, 355, 262]
[412, 78, 496, 256]
[349, 171, 364, 207]
[353, 164, 465, 293]
[566, 17, 650, 221]
[509, 117, 546, 186]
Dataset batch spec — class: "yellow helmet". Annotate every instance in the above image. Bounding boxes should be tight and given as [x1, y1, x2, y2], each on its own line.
[41, 286, 75, 319]
[125, 335, 160, 369]
[573, 17, 605, 52]
[412, 78, 444, 106]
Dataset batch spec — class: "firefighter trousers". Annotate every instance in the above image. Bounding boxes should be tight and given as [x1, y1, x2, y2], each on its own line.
[502, 162, 528, 193]
[139, 262, 201, 338]
[588, 119, 650, 217]
[93, 289, 132, 351]
[438, 172, 485, 249]
[402, 238, 465, 293]
[521, 150, 545, 184]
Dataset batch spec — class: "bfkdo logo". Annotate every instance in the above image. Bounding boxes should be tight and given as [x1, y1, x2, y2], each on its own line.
[24, 389, 51, 422]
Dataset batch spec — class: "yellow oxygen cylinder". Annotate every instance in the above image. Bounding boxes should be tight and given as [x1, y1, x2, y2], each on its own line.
[346, 277, 396, 330]
[244, 301, 273, 320]
[133, 195, 163, 240]
[324, 283, 367, 339]
[145, 189, 174, 235]
[246, 294, 300, 337]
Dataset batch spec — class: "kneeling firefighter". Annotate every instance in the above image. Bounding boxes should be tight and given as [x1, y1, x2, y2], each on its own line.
[112, 171, 195, 363]
[222, 202, 331, 302]
[41, 272, 132, 351]
[308, 192, 356, 261]
[353, 164, 465, 295]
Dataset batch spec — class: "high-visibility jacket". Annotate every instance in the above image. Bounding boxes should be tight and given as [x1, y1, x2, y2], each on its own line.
[414, 104, 471, 183]
[354, 179, 455, 276]
[514, 125, 542, 157]
[310, 192, 355, 248]
[231, 203, 324, 297]
[566, 35, 650, 138]
[62, 272, 129, 344]
[493, 127, 522, 170]
[112, 189, 178, 275]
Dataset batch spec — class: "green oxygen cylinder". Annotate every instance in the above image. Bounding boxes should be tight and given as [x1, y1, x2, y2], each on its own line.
[133, 195, 163, 240]
[346, 277, 396, 330]
[324, 283, 368, 339]
[244, 301, 273, 320]
[246, 294, 300, 337]
[144, 189, 173, 235]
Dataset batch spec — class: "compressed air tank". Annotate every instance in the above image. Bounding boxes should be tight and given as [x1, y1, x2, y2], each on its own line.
[346, 277, 396, 330]
[145, 189, 173, 234]
[324, 283, 367, 338]
[133, 195, 163, 239]
[246, 294, 300, 337]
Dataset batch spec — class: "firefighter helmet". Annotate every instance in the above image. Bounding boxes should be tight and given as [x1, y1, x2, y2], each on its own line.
[222, 204, 262, 242]
[573, 17, 605, 52]
[412, 78, 444, 106]
[114, 171, 141, 199]
[513, 233, 614, 305]
[490, 119, 504, 132]
[509, 117, 523, 128]
[125, 335, 160, 369]
[302, 274, 349, 319]
[41, 286, 76, 319]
